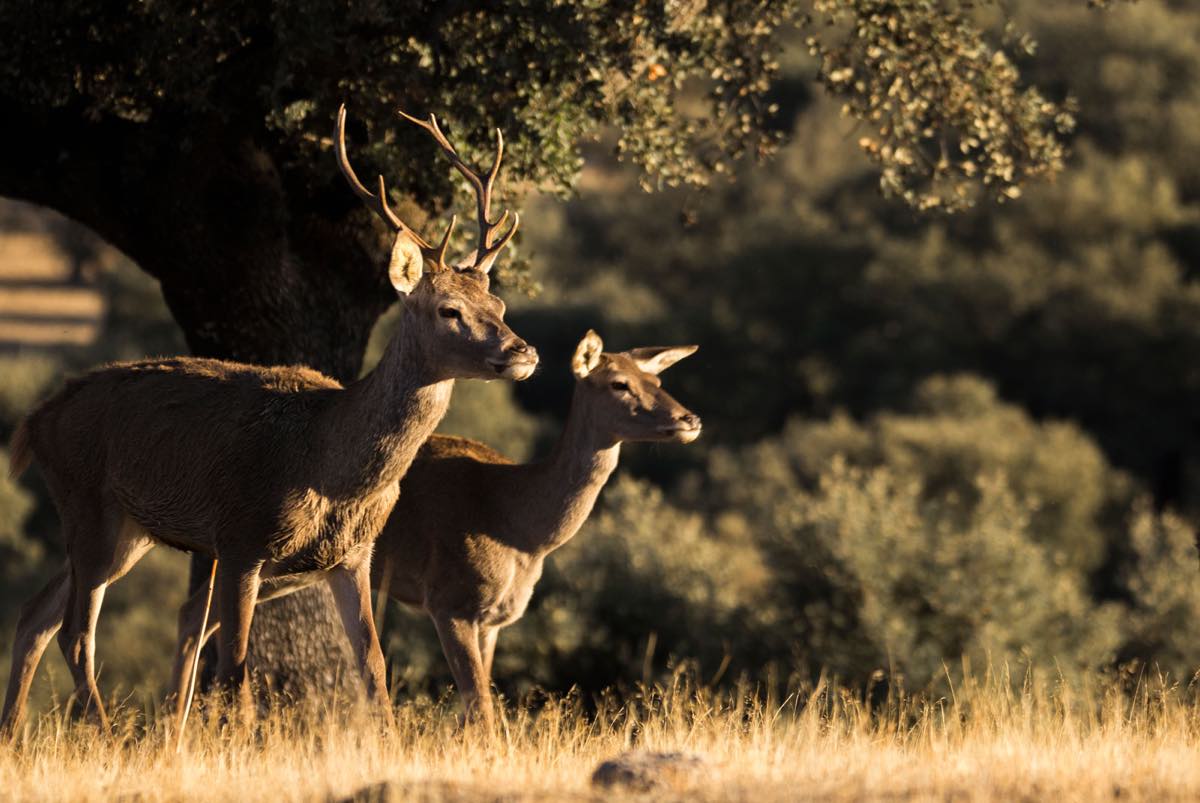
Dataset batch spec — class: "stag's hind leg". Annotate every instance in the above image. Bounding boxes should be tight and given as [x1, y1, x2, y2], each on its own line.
[57, 513, 155, 731]
[0, 567, 71, 739]
[58, 568, 109, 728]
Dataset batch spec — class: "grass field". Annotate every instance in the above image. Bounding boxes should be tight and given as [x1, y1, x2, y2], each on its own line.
[2, 670, 1198, 802]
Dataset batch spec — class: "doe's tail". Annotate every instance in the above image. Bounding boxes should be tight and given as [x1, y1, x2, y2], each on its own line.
[8, 416, 33, 479]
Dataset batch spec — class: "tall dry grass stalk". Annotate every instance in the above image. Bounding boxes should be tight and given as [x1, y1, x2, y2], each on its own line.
[1, 667, 1198, 802]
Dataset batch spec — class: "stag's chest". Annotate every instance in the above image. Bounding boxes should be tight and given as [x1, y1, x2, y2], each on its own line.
[270, 484, 398, 574]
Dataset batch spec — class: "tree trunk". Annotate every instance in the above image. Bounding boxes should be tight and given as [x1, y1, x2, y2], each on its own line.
[0, 96, 398, 705]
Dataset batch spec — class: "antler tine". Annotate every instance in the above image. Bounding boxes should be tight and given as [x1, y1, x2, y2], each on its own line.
[336, 106, 404, 232]
[434, 214, 457, 269]
[487, 128, 504, 193]
[475, 211, 520, 274]
[398, 110, 516, 270]
[335, 105, 434, 252]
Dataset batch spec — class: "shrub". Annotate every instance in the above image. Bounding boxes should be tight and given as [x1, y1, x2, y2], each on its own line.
[748, 374, 1121, 574]
[520, 474, 773, 688]
[706, 376, 1134, 687]
[803, 462, 1119, 685]
[1118, 501, 1200, 678]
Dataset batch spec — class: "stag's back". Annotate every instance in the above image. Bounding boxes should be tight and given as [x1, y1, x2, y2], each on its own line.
[16, 356, 340, 549]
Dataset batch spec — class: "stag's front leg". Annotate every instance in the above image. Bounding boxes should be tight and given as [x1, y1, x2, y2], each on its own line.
[328, 559, 391, 720]
[433, 613, 494, 730]
[214, 559, 262, 724]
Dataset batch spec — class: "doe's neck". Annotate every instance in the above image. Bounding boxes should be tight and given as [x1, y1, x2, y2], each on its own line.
[515, 386, 621, 555]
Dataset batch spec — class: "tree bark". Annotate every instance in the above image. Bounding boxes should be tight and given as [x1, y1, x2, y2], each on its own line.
[0, 95, 398, 704]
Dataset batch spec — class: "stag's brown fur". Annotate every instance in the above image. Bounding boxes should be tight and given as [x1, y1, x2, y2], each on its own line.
[0, 107, 536, 738]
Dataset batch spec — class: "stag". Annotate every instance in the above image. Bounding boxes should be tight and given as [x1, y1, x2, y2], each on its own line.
[1, 106, 536, 736]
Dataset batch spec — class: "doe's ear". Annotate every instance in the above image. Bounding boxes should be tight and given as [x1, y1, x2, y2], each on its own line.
[388, 233, 425, 295]
[571, 329, 605, 378]
[624, 344, 698, 375]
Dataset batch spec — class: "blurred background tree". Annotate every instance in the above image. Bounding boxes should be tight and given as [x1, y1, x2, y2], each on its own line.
[2, 0, 1198, 710]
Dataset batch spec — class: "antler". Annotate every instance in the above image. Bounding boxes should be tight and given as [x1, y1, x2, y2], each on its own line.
[335, 105, 455, 270]
[397, 111, 520, 273]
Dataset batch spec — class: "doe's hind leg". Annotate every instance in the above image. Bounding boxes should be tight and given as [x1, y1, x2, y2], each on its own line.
[170, 571, 334, 725]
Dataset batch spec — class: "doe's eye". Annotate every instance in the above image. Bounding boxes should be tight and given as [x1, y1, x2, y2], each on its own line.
[438, 307, 462, 320]
[610, 381, 630, 392]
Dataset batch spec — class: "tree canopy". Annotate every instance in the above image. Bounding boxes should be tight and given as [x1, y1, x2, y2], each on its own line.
[1, 1, 1092, 229]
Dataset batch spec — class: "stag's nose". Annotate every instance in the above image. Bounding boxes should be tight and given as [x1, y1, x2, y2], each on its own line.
[504, 340, 537, 367]
[676, 412, 701, 429]
[490, 339, 538, 380]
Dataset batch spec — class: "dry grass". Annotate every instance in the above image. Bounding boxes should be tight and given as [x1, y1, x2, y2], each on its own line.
[2, 670, 1199, 802]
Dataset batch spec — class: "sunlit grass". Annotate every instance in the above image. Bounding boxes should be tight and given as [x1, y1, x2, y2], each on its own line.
[2, 668, 1199, 802]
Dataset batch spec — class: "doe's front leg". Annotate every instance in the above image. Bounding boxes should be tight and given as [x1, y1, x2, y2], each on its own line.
[433, 613, 495, 732]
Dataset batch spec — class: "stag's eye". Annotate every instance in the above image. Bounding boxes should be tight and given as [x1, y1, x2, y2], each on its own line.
[438, 307, 462, 320]
[611, 381, 630, 392]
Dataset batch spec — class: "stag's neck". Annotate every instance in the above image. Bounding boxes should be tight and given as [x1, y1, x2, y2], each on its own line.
[316, 315, 453, 497]
[510, 390, 620, 556]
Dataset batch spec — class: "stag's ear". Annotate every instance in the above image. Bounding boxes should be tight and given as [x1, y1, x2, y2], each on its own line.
[388, 233, 425, 295]
[571, 330, 604, 378]
[624, 345, 698, 375]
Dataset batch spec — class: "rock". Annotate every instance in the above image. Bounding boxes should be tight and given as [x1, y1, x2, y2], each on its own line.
[590, 751, 709, 792]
